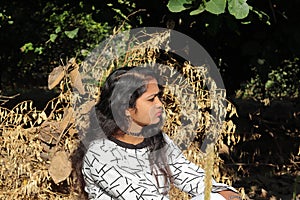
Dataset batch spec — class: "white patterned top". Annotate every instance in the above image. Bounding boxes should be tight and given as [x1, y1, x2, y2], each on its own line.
[82, 133, 236, 200]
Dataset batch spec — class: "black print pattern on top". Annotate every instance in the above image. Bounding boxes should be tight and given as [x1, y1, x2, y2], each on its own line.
[82, 133, 236, 200]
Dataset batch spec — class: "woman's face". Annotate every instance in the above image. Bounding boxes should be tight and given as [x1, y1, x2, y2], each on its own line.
[127, 78, 163, 132]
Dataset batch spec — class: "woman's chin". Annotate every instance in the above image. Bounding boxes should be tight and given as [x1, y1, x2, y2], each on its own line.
[151, 116, 163, 125]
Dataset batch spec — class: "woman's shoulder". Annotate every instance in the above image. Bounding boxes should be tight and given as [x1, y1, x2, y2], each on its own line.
[85, 137, 116, 154]
[161, 133, 182, 156]
[161, 132, 176, 146]
[162, 132, 172, 143]
[83, 137, 125, 164]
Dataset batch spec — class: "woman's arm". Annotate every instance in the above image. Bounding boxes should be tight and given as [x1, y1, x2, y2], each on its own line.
[168, 152, 241, 199]
[163, 134, 241, 199]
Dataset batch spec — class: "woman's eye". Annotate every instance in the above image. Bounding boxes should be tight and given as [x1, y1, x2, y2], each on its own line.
[148, 97, 155, 102]
[158, 92, 163, 99]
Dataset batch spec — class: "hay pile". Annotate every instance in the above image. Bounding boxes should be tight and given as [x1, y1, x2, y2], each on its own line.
[0, 28, 240, 199]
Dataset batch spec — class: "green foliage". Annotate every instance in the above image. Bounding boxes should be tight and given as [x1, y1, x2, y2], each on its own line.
[190, 4, 205, 15]
[44, 6, 111, 57]
[22, 0, 136, 63]
[64, 28, 79, 39]
[167, 0, 250, 19]
[0, 0, 143, 92]
[20, 42, 44, 55]
[205, 0, 226, 15]
[1, 0, 138, 91]
[20, 43, 34, 53]
[227, 0, 249, 19]
[167, 0, 191, 12]
[237, 58, 300, 100]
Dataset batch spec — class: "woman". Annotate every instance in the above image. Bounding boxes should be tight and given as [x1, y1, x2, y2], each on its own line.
[82, 66, 242, 200]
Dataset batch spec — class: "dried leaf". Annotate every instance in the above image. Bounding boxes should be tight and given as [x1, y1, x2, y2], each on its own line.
[39, 121, 60, 144]
[39, 130, 60, 144]
[49, 150, 72, 184]
[59, 107, 74, 132]
[219, 142, 229, 155]
[70, 67, 85, 94]
[48, 66, 65, 90]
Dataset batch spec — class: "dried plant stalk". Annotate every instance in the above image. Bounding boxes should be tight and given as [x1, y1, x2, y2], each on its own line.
[204, 144, 214, 200]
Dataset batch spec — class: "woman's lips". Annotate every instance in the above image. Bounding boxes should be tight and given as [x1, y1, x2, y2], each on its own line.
[155, 111, 162, 117]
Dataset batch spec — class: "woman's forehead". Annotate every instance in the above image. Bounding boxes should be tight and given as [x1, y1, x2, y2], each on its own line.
[143, 79, 159, 95]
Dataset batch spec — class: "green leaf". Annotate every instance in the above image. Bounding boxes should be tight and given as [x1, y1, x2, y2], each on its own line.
[265, 80, 274, 89]
[50, 34, 57, 42]
[167, 0, 189, 12]
[228, 0, 250, 19]
[55, 26, 61, 33]
[34, 47, 44, 54]
[64, 28, 79, 39]
[205, 0, 226, 15]
[80, 49, 90, 57]
[20, 42, 34, 53]
[190, 4, 205, 15]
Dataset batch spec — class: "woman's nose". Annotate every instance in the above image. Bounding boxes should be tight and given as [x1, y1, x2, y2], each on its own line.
[155, 96, 163, 107]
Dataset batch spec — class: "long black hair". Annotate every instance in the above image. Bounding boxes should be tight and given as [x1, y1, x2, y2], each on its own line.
[73, 67, 170, 199]
[95, 66, 166, 150]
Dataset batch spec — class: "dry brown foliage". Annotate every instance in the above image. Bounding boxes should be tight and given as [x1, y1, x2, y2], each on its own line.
[0, 28, 241, 199]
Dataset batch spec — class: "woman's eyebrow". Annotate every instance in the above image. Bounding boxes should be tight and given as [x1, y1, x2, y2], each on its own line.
[145, 92, 159, 98]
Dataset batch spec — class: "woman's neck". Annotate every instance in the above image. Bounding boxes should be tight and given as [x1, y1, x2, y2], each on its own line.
[114, 130, 144, 145]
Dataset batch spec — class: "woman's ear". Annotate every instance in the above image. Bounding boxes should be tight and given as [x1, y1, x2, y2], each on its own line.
[125, 109, 131, 117]
[126, 107, 136, 116]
